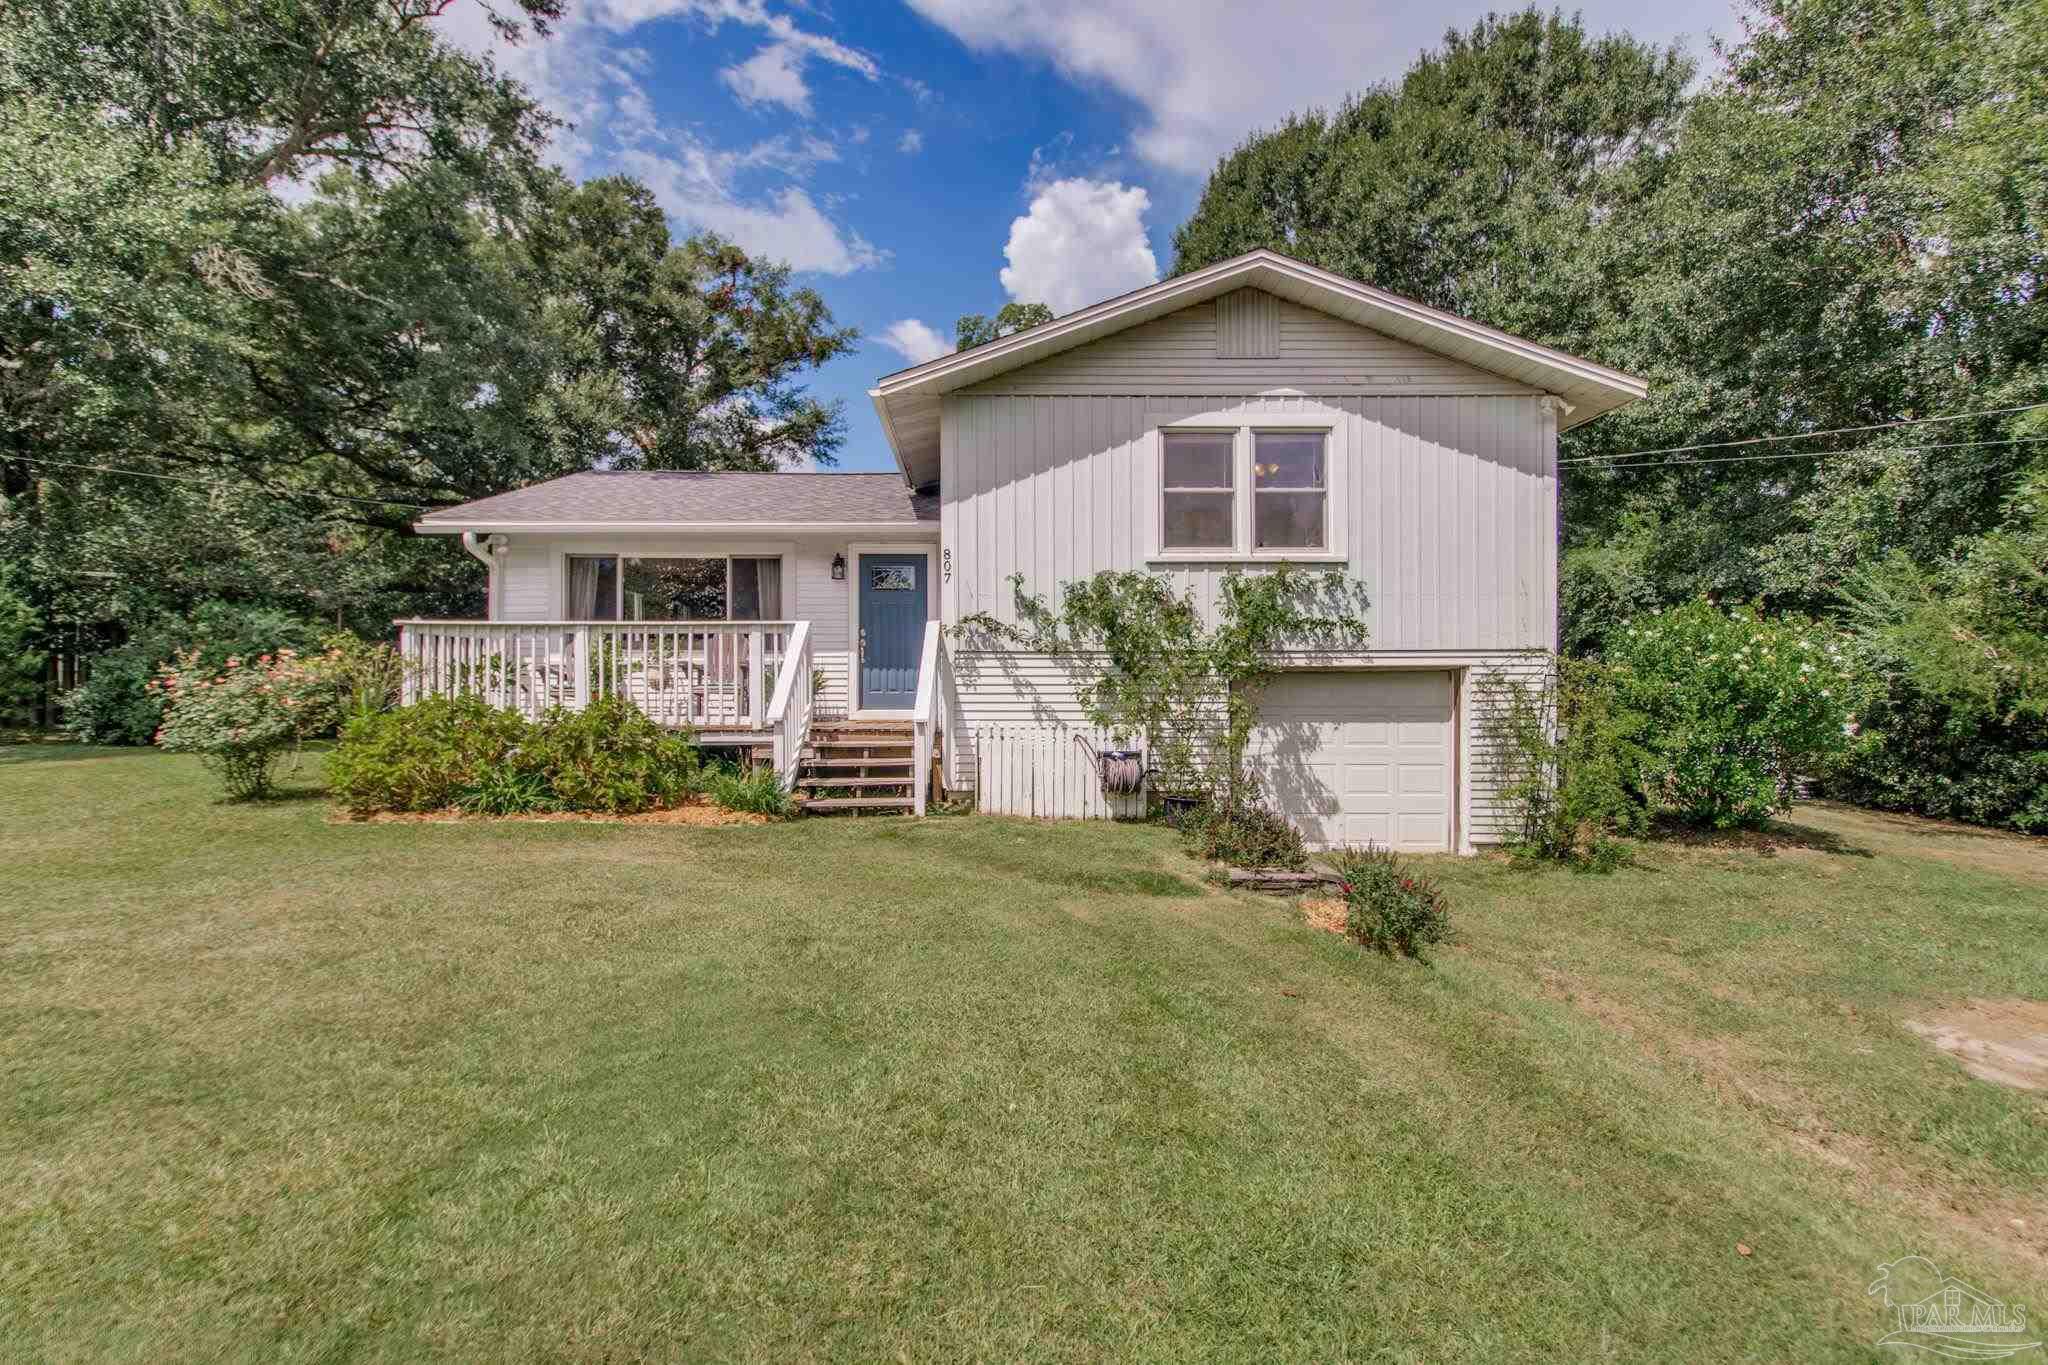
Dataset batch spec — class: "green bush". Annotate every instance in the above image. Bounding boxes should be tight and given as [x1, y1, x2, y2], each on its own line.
[63, 601, 324, 745]
[327, 696, 697, 816]
[327, 696, 529, 814]
[319, 632, 405, 723]
[1474, 658, 1650, 869]
[153, 649, 336, 799]
[1606, 601, 1857, 829]
[1326, 843, 1452, 959]
[0, 586, 42, 725]
[699, 761, 794, 817]
[516, 698, 698, 814]
[456, 764, 560, 816]
[1183, 803, 1309, 870]
[1822, 676, 2048, 832]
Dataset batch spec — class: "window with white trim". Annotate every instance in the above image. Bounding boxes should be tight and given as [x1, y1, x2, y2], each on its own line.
[1161, 431, 1235, 550]
[1252, 431, 1327, 550]
[564, 555, 784, 621]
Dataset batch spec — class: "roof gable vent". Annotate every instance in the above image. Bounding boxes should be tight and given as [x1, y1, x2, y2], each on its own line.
[1216, 287, 1280, 359]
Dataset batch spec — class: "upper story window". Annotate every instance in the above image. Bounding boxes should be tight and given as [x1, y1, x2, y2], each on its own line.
[1253, 432, 1327, 550]
[1161, 431, 1235, 550]
[1157, 423, 1333, 557]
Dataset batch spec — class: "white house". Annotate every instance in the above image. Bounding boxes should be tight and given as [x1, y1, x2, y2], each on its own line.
[406, 249, 1645, 850]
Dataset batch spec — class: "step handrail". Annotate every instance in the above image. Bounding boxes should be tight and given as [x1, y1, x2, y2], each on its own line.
[764, 620, 813, 787]
[909, 620, 947, 816]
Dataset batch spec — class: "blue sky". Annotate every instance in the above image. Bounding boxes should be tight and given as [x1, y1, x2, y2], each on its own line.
[449, 0, 1743, 474]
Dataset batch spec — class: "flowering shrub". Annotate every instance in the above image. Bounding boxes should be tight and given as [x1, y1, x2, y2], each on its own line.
[151, 649, 335, 799]
[1606, 601, 1857, 829]
[1325, 843, 1452, 958]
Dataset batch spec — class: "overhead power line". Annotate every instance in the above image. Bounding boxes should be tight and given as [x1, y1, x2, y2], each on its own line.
[4, 454, 438, 510]
[1568, 435, 2048, 473]
[1561, 400, 2048, 465]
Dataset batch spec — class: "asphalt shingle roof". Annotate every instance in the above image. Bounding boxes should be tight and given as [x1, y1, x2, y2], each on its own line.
[417, 471, 936, 527]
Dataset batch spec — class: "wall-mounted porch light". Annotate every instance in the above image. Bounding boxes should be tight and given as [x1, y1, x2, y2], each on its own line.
[830, 552, 846, 581]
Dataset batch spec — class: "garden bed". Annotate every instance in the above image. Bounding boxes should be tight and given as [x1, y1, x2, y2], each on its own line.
[331, 799, 771, 827]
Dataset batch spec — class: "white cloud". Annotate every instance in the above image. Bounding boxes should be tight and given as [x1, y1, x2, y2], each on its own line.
[897, 128, 925, 154]
[434, 1, 883, 274]
[998, 177, 1157, 314]
[701, 0, 880, 117]
[620, 149, 885, 274]
[904, 0, 1738, 175]
[878, 318, 951, 366]
[721, 42, 815, 113]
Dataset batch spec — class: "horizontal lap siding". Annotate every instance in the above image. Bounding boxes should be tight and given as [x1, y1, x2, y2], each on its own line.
[1461, 651, 1553, 845]
[486, 532, 863, 717]
[964, 297, 1544, 393]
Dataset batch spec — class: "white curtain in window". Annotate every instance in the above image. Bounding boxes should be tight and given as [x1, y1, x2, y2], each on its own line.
[754, 558, 782, 619]
[567, 556, 602, 618]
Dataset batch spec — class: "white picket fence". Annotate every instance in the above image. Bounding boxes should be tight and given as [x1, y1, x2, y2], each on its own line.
[969, 725, 1147, 819]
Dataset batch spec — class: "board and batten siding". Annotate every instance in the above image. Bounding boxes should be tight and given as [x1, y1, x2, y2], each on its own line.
[939, 390, 1558, 650]
[936, 289, 1562, 843]
[491, 531, 865, 717]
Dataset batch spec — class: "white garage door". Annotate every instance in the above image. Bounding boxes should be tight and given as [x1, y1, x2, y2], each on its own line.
[1250, 671, 1455, 852]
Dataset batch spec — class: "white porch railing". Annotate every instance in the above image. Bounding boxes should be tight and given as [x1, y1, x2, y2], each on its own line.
[909, 620, 955, 816]
[764, 620, 814, 786]
[396, 620, 795, 729]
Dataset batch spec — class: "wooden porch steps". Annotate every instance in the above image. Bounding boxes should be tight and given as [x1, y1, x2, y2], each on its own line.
[797, 795, 915, 812]
[792, 720, 919, 816]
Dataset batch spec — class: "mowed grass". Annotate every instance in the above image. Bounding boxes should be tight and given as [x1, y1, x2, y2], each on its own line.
[3, 747, 2046, 1361]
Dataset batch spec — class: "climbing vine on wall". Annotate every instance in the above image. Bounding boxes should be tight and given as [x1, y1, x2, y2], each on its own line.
[956, 567, 1370, 805]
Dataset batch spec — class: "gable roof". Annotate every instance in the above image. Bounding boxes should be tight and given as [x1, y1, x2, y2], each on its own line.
[868, 248, 1648, 487]
[415, 471, 937, 534]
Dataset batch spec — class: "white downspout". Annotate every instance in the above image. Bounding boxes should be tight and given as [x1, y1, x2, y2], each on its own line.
[461, 531, 501, 619]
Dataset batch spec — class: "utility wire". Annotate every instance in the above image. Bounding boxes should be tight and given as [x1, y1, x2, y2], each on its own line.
[1567, 435, 2048, 473]
[3, 454, 438, 510]
[1561, 401, 2048, 465]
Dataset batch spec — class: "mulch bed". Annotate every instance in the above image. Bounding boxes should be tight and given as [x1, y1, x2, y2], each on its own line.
[331, 801, 772, 827]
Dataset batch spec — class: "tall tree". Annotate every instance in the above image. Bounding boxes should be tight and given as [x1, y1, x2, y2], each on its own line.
[1, 0, 859, 635]
[1172, 9, 1692, 350]
[955, 301, 1054, 351]
[1567, 0, 2048, 616]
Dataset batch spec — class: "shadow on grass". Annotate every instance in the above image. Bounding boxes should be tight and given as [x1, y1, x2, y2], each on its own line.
[1645, 816, 1875, 859]
[925, 839, 1201, 898]
[237, 784, 331, 805]
[0, 743, 159, 766]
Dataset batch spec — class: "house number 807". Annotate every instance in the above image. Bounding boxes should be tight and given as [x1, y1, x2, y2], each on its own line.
[942, 549, 953, 582]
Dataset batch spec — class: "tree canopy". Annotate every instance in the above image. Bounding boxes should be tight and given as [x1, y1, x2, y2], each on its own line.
[1, 0, 856, 631]
[1174, 0, 2048, 827]
[955, 302, 1054, 351]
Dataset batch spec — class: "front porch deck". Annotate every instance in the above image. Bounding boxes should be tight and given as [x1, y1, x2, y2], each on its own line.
[396, 618, 957, 813]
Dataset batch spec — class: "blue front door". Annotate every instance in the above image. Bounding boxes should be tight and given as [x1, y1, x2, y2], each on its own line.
[858, 553, 927, 710]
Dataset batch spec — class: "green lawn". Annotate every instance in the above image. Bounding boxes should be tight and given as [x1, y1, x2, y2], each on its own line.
[4, 746, 2046, 1360]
